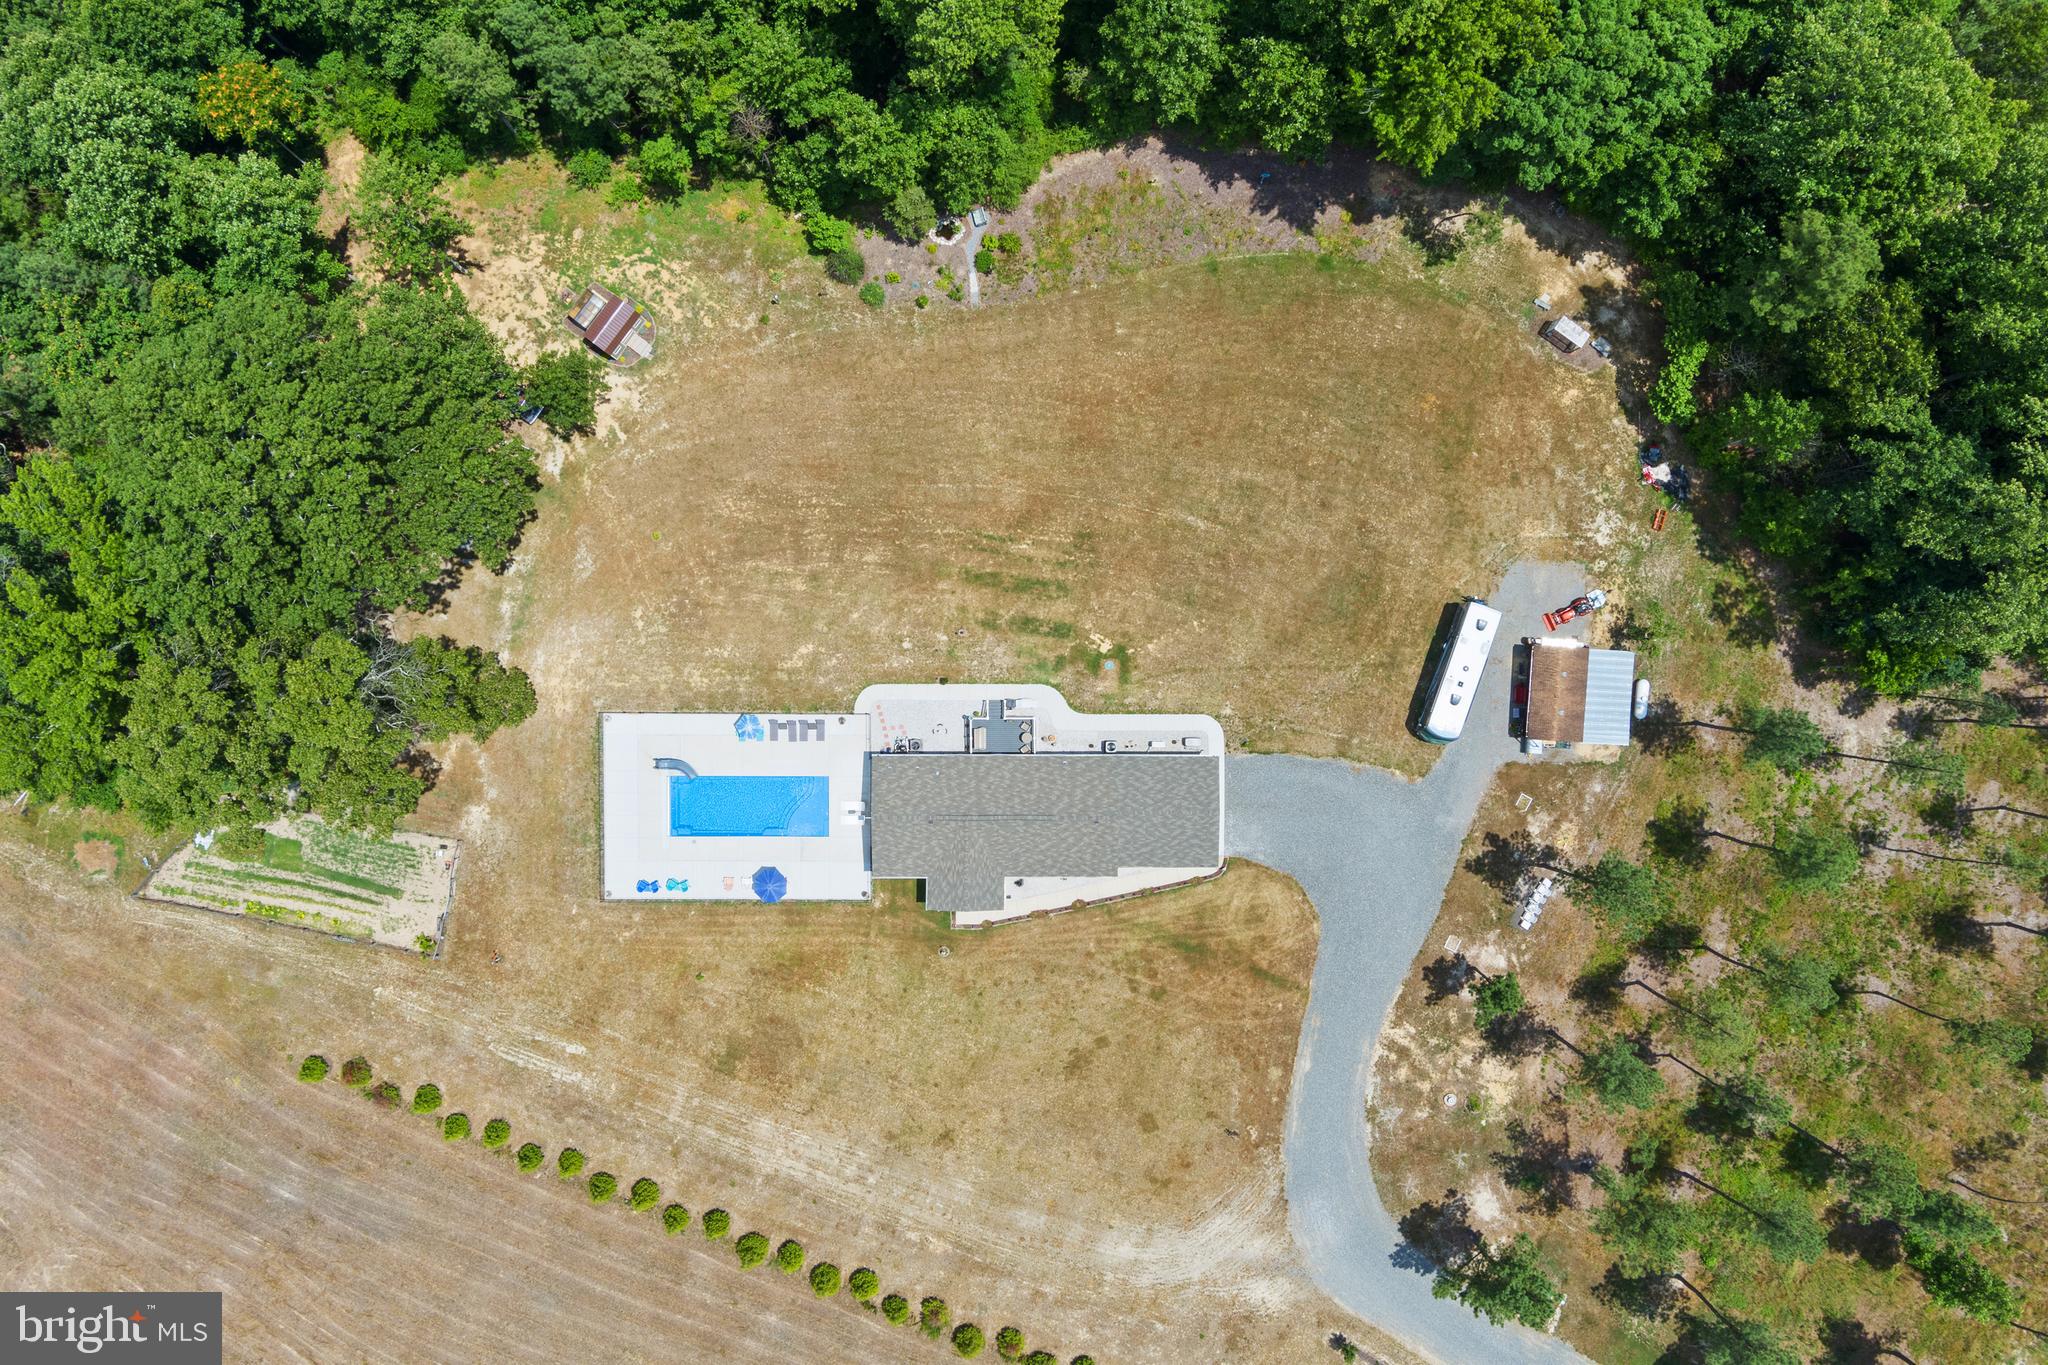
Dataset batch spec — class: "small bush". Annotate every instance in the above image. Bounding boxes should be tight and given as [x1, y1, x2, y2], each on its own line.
[880, 1293, 911, 1325]
[915, 295, 929, 309]
[809, 1261, 840, 1297]
[886, 184, 937, 240]
[774, 1239, 805, 1273]
[859, 281, 885, 309]
[587, 1171, 617, 1203]
[804, 212, 855, 255]
[1023, 1355, 1057, 1365]
[826, 245, 866, 285]
[368, 1081, 402, 1108]
[604, 174, 644, 207]
[339, 1056, 372, 1087]
[515, 1142, 546, 1172]
[920, 1297, 949, 1338]
[1472, 974, 1526, 1030]
[557, 1147, 586, 1179]
[662, 1204, 691, 1236]
[952, 1323, 985, 1357]
[565, 148, 612, 189]
[297, 1054, 329, 1083]
[1067, 1357, 1094, 1365]
[848, 1267, 879, 1300]
[974, 248, 993, 273]
[441, 1112, 470, 1141]
[481, 1118, 511, 1149]
[735, 1231, 770, 1268]
[410, 1083, 442, 1114]
[413, 933, 434, 957]
[634, 134, 691, 196]
[995, 1325, 1024, 1359]
[993, 231, 1021, 254]
[628, 1177, 661, 1211]
[885, 271, 901, 283]
[702, 1208, 731, 1239]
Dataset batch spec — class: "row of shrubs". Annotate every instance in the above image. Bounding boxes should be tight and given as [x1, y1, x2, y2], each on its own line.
[298, 1054, 1094, 1363]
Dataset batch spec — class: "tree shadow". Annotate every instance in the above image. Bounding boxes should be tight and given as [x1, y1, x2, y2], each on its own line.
[1463, 830, 1569, 905]
[1951, 1128, 2022, 1174]
[1781, 1129, 1842, 1190]
[1493, 1119, 1592, 1214]
[1818, 1315, 1912, 1364]
[412, 544, 484, 615]
[1483, 1009, 1552, 1059]
[1635, 699, 1699, 756]
[1592, 1265, 1684, 1323]
[1923, 903, 1994, 954]
[1421, 952, 1477, 1004]
[398, 745, 443, 794]
[1572, 960, 1628, 1014]
[1710, 577, 1780, 649]
[1392, 1190, 1481, 1275]
[1825, 1207, 1904, 1270]
[1637, 918, 1708, 972]
[1647, 799, 1712, 869]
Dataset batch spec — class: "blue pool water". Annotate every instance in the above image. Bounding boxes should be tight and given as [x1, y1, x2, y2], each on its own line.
[669, 775, 829, 837]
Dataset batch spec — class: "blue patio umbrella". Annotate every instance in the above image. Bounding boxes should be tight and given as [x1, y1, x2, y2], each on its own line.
[751, 866, 788, 903]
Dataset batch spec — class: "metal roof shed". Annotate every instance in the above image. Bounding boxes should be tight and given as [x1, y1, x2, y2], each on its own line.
[1581, 648, 1637, 745]
[1524, 642, 1636, 746]
[1543, 316, 1592, 351]
[567, 285, 646, 361]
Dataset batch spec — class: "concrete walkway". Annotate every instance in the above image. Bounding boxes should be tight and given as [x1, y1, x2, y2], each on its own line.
[1225, 560, 1592, 1365]
[961, 215, 987, 306]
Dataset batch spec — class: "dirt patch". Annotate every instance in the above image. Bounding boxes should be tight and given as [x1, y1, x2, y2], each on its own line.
[850, 136, 1641, 349]
[70, 839, 118, 880]
[316, 132, 371, 274]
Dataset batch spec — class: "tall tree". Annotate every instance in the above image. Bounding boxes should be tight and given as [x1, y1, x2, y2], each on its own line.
[1339, 0, 1558, 171]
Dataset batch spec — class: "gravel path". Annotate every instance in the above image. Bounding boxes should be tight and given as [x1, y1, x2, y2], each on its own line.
[1226, 560, 1593, 1365]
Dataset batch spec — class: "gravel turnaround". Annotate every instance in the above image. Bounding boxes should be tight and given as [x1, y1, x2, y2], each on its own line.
[1226, 561, 1593, 1365]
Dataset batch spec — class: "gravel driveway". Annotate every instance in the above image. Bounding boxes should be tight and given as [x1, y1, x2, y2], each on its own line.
[1226, 560, 1592, 1365]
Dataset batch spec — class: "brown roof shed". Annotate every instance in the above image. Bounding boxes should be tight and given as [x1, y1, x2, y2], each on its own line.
[1525, 644, 1589, 743]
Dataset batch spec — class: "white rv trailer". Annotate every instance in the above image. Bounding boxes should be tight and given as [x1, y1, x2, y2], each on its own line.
[1419, 599, 1503, 743]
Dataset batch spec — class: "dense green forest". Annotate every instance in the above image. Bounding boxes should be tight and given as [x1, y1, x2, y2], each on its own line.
[1, 0, 2045, 829]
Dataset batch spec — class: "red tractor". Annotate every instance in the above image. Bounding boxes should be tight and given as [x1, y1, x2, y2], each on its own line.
[1543, 588, 1607, 632]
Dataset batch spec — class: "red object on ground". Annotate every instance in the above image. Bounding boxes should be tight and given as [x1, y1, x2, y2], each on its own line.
[1652, 507, 1669, 531]
[1543, 596, 1593, 631]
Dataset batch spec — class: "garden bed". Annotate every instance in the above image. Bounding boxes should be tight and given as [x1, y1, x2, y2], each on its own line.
[140, 817, 458, 953]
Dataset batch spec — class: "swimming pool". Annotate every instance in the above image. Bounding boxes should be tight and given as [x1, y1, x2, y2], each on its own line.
[669, 775, 829, 838]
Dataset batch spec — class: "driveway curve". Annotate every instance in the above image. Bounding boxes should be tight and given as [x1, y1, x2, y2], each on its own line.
[1225, 560, 1592, 1365]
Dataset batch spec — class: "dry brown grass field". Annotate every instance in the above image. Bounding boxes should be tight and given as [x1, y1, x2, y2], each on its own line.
[2, 163, 1650, 1363]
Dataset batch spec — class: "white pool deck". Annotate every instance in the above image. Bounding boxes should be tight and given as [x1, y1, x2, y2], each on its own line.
[601, 686, 1226, 920]
[600, 712, 874, 902]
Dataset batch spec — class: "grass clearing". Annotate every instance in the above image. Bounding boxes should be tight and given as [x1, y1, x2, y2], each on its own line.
[441, 243, 1636, 775]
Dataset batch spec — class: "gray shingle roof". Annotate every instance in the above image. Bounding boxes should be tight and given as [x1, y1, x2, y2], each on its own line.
[868, 754, 1223, 914]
